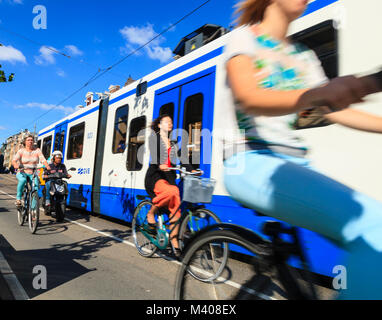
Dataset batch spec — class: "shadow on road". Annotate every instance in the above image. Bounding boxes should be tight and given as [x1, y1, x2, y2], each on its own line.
[0, 228, 130, 299]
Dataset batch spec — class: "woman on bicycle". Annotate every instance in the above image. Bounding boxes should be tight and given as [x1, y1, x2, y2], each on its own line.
[12, 134, 51, 207]
[144, 114, 196, 256]
[224, 0, 382, 299]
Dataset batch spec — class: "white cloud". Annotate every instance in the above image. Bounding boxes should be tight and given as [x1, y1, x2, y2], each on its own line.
[56, 69, 66, 77]
[119, 23, 173, 64]
[0, 0, 23, 4]
[34, 46, 57, 65]
[0, 126, 6, 130]
[65, 45, 83, 56]
[146, 45, 173, 64]
[0, 45, 27, 64]
[34, 44, 84, 65]
[14, 102, 78, 115]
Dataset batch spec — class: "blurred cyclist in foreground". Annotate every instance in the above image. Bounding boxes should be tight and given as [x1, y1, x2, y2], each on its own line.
[224, 0, 382, 299]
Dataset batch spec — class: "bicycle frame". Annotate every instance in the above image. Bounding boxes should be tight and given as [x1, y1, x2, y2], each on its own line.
[140, 202, 202, 250]
[19, 170, 40, 224]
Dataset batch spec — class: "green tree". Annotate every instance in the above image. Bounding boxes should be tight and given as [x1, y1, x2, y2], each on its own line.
[0, 64, 14, 83]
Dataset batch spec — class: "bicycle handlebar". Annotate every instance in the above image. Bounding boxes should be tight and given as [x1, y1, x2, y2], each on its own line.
[313, 68, 382, 111]
[167, 166, 204, 176]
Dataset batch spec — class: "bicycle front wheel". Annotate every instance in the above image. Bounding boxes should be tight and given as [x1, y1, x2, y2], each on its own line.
[28, 191, 39, 234]
[178, 208, 228, 281]
[17, 206, 26, 226]
[175, 229, 278, 300]
[17, 191, 27, 226]
[132, 200, 158, 257]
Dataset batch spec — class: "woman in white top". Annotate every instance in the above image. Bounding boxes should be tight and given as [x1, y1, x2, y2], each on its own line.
[224, 0, 382, 299]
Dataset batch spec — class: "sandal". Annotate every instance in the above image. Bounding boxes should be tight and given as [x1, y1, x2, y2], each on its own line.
[143, 222, 157, 235]
[15, 200, 22, 207]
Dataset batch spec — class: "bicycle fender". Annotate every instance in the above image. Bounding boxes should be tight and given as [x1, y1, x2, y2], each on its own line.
[184, 223, 270, 250]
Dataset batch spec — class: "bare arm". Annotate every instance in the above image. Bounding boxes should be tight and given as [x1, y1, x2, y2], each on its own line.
[12, 150, 21, 169]
[227, 55, 378, 117]
[324, 108, 382, 133]
[37, 148, 50, 170]
[226, 55, 309, 116]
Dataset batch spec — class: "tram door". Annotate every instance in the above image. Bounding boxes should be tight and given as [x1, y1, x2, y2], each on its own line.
[53, 121, 68, 160]
[153, 68, 215, 177]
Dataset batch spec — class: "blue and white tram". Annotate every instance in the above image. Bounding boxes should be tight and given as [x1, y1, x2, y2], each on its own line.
[37, 0, 382, 278]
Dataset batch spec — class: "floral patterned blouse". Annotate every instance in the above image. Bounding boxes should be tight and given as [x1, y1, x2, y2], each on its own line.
[224, 25, 329, 152]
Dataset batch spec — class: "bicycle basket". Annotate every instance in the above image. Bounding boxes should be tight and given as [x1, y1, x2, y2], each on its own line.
[182, 176, 216, 203]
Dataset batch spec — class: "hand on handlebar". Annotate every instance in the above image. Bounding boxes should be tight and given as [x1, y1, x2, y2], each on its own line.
[191, 169, 203, 176]
[167, 165, 204, 176]
[159, 164, 170, 172]
[303, 70, 382, 113]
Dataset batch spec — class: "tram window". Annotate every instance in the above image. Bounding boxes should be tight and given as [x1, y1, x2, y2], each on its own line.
[67, 122, 85, 160]
[291, 20, 338, 79]
[42, 136, 52, 159]
[136, 81, 147, 97]
[112, 104, 129, 154]
[54, 130, 65, 153]
[37, 139, 41, 150]
[159, 103, 174, 120]
[126, 116, 146, 171]
[182, 93, 203, 169]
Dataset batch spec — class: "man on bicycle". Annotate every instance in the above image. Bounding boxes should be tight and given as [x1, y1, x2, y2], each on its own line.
[12, 134, 51, 207]
[42, 150, 71, 212]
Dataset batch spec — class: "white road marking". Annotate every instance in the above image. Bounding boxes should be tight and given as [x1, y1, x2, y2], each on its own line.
[0, 189, 17, 199]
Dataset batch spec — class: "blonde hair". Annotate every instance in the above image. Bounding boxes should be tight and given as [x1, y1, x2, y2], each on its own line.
[235, 0, 271, 26]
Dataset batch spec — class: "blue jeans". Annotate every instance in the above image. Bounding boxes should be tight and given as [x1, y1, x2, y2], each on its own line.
[224, 150, 382, 299]
[16, 172, 39, 200]
[45, 180, 51, 203]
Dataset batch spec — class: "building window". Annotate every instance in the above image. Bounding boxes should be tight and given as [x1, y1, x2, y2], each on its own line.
[136, 81, 147, 97]
[42, 136, 52, 160]
[67, 122, 85, 160]
[126, 116, 146, 171]
[112, 105, 129, 154]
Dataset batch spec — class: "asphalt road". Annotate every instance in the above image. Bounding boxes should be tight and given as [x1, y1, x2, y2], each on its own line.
[0, 173, 336, 301]
[0, 174, 181, 300]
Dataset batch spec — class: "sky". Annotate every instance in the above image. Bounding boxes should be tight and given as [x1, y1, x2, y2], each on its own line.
[0, 0, 241, 144]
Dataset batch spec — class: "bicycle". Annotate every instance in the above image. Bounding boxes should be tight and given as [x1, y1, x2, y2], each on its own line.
[17, 167, 41, 234]
[174, 217, 332, 300]
[132, 166, 229, 280]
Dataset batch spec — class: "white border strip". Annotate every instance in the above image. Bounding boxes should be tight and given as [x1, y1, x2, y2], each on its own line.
[0, 251, 29, 300]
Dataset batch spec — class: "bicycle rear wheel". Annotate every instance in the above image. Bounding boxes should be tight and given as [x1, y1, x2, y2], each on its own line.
[174, 229, 286, 300]
[178, 208, 228, 281]
[132, 200, 158, 257]
[28, 191, 39, 234]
